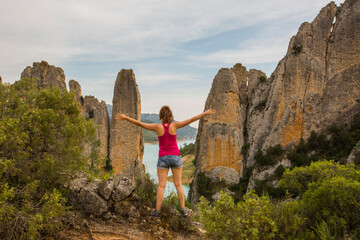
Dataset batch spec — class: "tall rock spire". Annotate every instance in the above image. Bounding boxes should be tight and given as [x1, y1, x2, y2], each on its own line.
[189, 64, 247, 202]
[69, 79, 83, 106]
[82, 96, 110, 160]
[109, 69, 144, 178]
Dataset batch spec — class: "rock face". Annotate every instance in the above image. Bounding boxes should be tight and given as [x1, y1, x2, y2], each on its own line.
[68, 172, 135, 217]
[21, 61, 67, 89]
[109, 69, 144, 178]
[190, 0, 360, 201]
[190, 64, 247, 201]
[69, 79, 83, 105]
[82, 96, 110, 159]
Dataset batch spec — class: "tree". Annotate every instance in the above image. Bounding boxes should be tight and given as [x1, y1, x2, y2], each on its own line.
[0, 78, 96, 239]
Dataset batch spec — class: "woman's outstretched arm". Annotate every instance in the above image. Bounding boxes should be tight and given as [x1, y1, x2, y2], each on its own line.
[115, 114, 160, 132]
[173, 108, 216, 130]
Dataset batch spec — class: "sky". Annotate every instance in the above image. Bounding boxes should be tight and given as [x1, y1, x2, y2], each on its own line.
[0, 0, 343, 128]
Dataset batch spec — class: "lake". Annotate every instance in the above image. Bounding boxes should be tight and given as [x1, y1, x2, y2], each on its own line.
[143, 139, 195, 198]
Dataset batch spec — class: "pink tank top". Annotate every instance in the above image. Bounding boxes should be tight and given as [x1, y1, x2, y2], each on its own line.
[158, 122, 180, 157]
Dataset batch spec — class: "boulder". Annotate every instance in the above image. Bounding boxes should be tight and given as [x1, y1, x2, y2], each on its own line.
[21, 61, 66, 89]
[206, 166, 240, 185]
[111, 176, 135, 201]
[68, 173, 108, 216]
[109, 69, 144, 178]
[98, 177, 114, 200]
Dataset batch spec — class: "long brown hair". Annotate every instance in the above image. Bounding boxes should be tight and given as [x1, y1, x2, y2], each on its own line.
[159, 105, 174, 123]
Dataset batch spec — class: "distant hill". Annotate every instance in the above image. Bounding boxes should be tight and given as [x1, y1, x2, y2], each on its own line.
[106, 105, 197, 142]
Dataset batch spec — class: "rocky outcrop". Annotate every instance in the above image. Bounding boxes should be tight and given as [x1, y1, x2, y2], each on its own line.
[190, 0, 360, 201]
[21, 61, 67, 89]
[69, 79, 83, 105]
[109, 69, 144, 178]
[68, 172, 135, 218]
[190, 64, 246, 201]
[82, 96, 110, 159]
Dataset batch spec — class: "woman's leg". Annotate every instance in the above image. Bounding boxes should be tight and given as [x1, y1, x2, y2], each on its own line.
[156, 168, 169, 211]
[171, 167, 185, 209]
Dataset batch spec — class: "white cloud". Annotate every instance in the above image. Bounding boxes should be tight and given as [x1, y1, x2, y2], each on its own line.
[0, 0, 342, 82]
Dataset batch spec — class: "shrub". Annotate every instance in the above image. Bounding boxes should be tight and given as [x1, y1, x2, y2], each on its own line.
[198, 190, 277, 240]
[292, 44, 303, 55]
[274, 164, 286, 178]
[241, 143, 250, 156]
[279, 160, 359, 197]
[259, 75, 266, 83]
[271, 200, 315, 239]
[301, 176, 360, 238]
[179, 143, 195, 156]
[288, 114, 360, 167]
[134, 173, 157, 206]
[229, 167, 253, 202]
[196, 172, 213, 199]
[255, 144, 284, 168]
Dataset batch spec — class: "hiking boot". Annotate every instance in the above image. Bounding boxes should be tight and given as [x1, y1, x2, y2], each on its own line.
[151, 209, 161, 220]
[180, 207, 192, 217]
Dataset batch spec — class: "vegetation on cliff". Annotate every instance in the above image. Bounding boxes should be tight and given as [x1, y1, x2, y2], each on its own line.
[199, 160, 360, 239]
[0, 79, 99, 239]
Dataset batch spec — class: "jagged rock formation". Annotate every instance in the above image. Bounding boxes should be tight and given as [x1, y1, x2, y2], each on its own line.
[69, 79, 83, 105]
[190, 64, 247, 201]
[67, 172, 135, 217]
[109, 69, 144, 178]
[82, 96, 110, 159]
[190, 0, 360, 201]
[21, 61, 67, 89]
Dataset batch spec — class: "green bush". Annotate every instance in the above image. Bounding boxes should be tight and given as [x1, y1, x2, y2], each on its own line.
[134, 173, 157, 206]
[255, 144, 284, 168]
[288, 115, 360, 167]
[0, 78, 96, 239]
[196, 172, 213, 199]
[241, 143, 250, 156]
[271, 200, 315, 239]
[279, 160, 359, 196]
[301, 176, 360, 238]
[179, 143, 195, 156]
[259, 75, 266, 83]
[292, 44, 303, 55]
[229, 167, 253, 202]
[274, 164, 286, 178]
[198, 190, 277, 240]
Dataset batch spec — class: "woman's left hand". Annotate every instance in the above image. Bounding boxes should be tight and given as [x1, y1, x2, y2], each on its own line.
[115, 113, 126, 120]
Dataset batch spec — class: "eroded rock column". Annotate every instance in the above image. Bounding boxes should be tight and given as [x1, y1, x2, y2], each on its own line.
[190, 64, 247, 202]
[82, 96, 110, 160]
[109, 69, 144, 178]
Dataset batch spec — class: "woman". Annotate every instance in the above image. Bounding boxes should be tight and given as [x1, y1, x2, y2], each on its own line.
[115, 105, 216, 219]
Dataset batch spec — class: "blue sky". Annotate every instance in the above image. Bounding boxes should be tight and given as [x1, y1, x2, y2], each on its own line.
[0, 0, 343, 127]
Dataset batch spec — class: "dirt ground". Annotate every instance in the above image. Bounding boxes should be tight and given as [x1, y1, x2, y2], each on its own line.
[47, 209, 204, 240]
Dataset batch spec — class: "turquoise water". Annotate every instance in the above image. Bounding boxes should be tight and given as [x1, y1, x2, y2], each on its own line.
[143, 139, 195, 198]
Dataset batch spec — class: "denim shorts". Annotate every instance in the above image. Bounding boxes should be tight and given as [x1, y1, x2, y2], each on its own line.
[157, 155, 183, 169]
